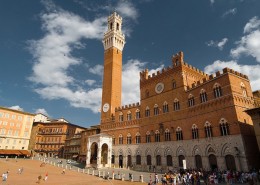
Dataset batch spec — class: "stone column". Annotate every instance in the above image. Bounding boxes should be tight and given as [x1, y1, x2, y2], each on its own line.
[97, 146, 102, 168]
[85, 147, 91, 168]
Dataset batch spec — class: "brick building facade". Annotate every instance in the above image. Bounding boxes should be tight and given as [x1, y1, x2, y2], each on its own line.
[86, 12, 260, 171]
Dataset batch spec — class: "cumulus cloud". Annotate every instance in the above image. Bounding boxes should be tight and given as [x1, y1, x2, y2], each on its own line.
[210, 0, 214, 5]
[28, 1, 106, 112]
[204, 17, 260, 91]
[222, 8, 237, 17]
[244, 16, 260, 33]
[85, 79, 96, 86]
[9, 105, 24, 111]
[35, 108, 49, 117]
[116, 1, 138, 21]
[122, 59, 146, 105]
[89, 64, 103, 76]
[28, 1, 137, 113]
[206, 38, 228, 50]
[231, 17, 260, 62]
[204, 60, 260, 90]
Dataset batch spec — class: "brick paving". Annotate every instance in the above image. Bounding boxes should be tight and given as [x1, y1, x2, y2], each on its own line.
[0, 158, 145, 185]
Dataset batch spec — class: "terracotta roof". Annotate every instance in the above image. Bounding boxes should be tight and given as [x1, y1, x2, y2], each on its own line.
[0, 150, 31, 156]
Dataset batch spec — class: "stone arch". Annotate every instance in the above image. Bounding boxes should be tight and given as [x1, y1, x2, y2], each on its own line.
[205, 144, 217, 156]
[111, 149, 115, 155]
[213, 83, 221, 88]
[192, 145, 202, 156]
[188, 93, 194, 98]
[145, 148, 152, 156]
[164, 147, 173, 157]
[176, 146, 186, 156]
[118, 148, 124, 156]
[221, 143, 233, 156]
[154, 147, 163, 157]
[126, 148, 132, 156]
[135, 149, 142, 156]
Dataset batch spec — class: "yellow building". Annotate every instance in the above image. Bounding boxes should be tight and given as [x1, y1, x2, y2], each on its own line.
[0, 106, 34, 157]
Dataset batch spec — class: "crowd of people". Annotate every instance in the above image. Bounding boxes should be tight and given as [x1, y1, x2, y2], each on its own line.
[154, 169, 260, 185]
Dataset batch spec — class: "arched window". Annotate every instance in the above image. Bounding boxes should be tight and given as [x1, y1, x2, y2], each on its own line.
[192, 124, 199, 139]
[155, 130, 160, 142]
[167, 155, 173, 166]
[164, 129, 171, 141]
[136, 155, 141, 165]
[135, 109, 140, 119]
[172, 80, 177, 89]
[176, 127, 183, 140]
[127, 133, 132, 144]
[127, 111, 132, 121]
[241, 82, 247, 97]
[154, 104, 159, 116]
[145, 106, 150, 117]
[162, 101, 169, 113]
[188, 94, 195, 107]
[204, 122, 212, 138]
[135, 132, 141, 144]
[116, 23, 119, 30]
[119, 134, 123, 144]
[200, 89, 208, 103]
[147, 155, 151, 165]
[156, 155, 161, 166]
[174, 98, 180, 111]
[220, 119, 229, 136]
[119, 112, 123, 122]
[146, 131, 151, 143]
[213, 83, 222, 98]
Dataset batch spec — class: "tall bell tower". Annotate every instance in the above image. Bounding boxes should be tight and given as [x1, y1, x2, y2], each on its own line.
[101, 12, 125, 123]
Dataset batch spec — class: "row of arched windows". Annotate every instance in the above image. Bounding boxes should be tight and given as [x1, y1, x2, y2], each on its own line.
[112, 119, 229, 145]
[119, 84, 224, 122]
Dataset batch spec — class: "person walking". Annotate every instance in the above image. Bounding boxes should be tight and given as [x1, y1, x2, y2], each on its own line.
[44, 172, 48, 181]
[36, 174, 42, 184]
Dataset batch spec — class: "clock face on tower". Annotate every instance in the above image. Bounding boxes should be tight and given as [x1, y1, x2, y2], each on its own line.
[155, 82, 164, 94]
[103, 103, 110, 112]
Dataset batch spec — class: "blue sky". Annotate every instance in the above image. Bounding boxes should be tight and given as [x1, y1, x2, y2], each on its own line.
[1, 0, 260, 127]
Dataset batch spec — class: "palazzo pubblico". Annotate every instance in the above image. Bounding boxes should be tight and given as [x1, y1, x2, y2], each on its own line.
[85, 12, 260, 172]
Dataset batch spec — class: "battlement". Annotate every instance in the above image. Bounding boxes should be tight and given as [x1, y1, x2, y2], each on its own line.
[182, 62, 208, 76]
[108, 12, 123, 21]
[186, 67, 249, 91]
[115, 102, 140, 111]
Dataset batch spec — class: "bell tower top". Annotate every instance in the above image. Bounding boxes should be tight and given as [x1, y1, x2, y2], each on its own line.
[102, 12, 125, 51]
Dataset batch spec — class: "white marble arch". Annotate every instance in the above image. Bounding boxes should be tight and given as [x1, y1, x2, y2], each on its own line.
[86, 133, 112, 169]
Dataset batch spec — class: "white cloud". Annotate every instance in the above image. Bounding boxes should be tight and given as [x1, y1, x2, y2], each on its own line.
[222, 8, 237, 17]
[116, 1, 138, 21]
[122, 59, 145, 105]
[204, 60, 260, 91]
[89, 64, 103, 76]
[206, 38, 228, 50]
[85, 79, 96, 86]
[28, 2, 121, 113]
[210, 0, 214, 5]
[244, 16, 260, 33]
[35, 108, 49, 117]
[231, 17, 260, 62]
[9, 105, 24, 111]
[122, 60, 164, 105]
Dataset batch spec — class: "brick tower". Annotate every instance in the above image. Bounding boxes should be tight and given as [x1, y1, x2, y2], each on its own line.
[101, 12, 125, 123]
